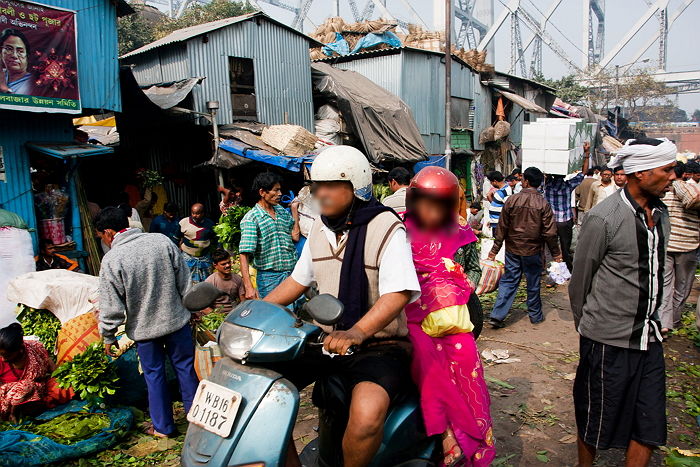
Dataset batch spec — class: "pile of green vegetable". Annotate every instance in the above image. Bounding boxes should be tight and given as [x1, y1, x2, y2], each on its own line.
[373, 184, 391, 202]
[53, 342, 118, 401]
[0, 412, 110, 445]
[201, 311, 227, 332]
[213, 205, 251, 252]
[17, 305, 61, 356]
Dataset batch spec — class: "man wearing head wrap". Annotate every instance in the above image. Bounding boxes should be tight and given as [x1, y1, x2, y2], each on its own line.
[569, 137, 677, 467]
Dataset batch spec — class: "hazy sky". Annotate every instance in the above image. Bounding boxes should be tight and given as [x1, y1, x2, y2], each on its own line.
[251, 0, 700, 117]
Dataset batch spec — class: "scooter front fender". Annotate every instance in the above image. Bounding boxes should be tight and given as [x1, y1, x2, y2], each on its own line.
[182, 358, 299, 467]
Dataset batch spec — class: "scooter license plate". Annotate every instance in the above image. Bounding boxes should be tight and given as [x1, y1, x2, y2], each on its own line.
[187, 380, 242, 438]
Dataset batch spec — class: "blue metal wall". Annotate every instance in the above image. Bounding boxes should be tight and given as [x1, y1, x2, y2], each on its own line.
[64, 0, 122, 112]
[0, 112, 73, 236]
[0, 0, 120, 240]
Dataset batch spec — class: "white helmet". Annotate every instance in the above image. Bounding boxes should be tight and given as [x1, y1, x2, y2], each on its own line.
[310, 146, 373, 201]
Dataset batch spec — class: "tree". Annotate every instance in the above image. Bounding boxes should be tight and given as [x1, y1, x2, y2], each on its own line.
[533, 74, 589, 105]
[117, 5, 158, 56]
[154, 0, 258, 39]
[537, 68, 679, 123]
[693, 109, 700, 122]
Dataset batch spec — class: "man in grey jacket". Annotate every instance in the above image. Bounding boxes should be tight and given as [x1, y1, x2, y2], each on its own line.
[569, 137, 677, 467]
[96, 207, 198, 438]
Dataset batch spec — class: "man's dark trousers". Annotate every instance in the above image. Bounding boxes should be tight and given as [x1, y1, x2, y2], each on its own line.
[556, 219, 574, 271]
[136, 324, 199, 435]
[491, 252, 544, 323]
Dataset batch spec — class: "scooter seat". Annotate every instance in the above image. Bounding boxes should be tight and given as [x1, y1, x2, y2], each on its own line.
[312, 373, 418, 414]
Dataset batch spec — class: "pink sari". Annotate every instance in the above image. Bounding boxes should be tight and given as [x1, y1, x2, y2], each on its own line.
[405, 219, 495, 466]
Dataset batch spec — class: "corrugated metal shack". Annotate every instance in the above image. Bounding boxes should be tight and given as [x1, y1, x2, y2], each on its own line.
[315, 47, 476, 156]
[121, 12, 317, 131]
[0, 0, 130, 247]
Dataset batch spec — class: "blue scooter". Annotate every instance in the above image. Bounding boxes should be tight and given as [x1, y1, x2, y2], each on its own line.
[180, 283, 483, 467]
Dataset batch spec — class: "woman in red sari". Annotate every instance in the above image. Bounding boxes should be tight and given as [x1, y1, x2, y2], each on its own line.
[405, 167, 495, 466]
[0, 323, 71, 421]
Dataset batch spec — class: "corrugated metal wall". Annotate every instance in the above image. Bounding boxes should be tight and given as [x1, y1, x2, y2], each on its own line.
[472, 81, 493, 151]
[332, 50, 477, 155]
[65, 0, 122, 111]
[333, 52, 403, 96]
[129, 46, 190, 86]
[0, 113, 73, 237]
[185, 19, 313, 129]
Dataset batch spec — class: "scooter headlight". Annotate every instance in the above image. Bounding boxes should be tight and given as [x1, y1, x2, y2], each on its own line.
[217, 322, 263, 361]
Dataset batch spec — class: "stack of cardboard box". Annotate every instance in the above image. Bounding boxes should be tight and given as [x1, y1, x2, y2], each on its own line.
[522, 118, 596, 175]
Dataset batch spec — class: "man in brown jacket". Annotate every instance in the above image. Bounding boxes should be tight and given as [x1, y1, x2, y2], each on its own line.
[488, 167, 562, 328]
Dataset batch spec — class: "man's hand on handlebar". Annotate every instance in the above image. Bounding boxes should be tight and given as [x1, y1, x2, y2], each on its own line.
[323, 326, 366, 356]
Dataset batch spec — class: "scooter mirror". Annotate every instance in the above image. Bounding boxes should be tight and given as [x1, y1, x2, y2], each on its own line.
[183, 282, 226, 311]
[303, 293, 344, 325]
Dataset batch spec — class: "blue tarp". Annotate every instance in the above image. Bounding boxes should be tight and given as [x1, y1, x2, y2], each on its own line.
[349, 31, 402, 54]
[219, 139, 316, 172]
[0, 400, 133, 466]
[414, 155, 447, 172]
[322, 32, 350, 56]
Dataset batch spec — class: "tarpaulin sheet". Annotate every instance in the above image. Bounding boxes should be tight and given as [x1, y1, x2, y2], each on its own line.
[218, 138, 315, 172]
[312, 62, 427, 164]
[0, 400, 133, 466]
[141, 77, 205, 110]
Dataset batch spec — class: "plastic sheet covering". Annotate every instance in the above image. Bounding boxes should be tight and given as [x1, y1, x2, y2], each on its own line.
[312, 63, 427, 164]
[349, 31, 402, 54]
[141, 77, 205, 110]
[218, 138, 316, 172]
[0, 400, 133, 466]
[0, 227, 35, 329]
[7, 270, 99, 324]
[322, 32, 350, 56]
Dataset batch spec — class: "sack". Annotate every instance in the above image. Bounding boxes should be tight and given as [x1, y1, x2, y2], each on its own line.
[194, 343, 222, 380]
[55, 312, 102, 365]
[420, 304, 474, 337]
[475, 259, 504, 295]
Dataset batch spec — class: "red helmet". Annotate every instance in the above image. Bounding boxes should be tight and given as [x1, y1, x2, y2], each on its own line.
[407, 166, 460, 208]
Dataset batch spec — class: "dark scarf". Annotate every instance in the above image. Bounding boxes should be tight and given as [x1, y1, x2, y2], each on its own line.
[321, 197, 398, 330]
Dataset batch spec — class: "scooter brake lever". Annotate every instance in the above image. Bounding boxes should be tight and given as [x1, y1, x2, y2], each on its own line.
[344, 345, 359, 356]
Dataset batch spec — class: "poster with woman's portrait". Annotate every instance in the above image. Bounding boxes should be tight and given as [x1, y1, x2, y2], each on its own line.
[0, 0, 80, 113]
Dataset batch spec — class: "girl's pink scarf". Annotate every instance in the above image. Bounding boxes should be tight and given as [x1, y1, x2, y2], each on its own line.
[405, 218, 478, 323]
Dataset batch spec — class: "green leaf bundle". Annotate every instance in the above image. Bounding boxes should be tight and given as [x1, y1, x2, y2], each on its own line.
[214, 205, 252, 252]
[17, 306, 61, 355]
[53, 342, 119, 402]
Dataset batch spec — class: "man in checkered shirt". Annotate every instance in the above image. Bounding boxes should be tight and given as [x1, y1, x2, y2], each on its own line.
[544, 142, 591, 271]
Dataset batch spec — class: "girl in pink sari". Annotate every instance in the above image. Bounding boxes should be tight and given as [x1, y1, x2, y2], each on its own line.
[405, 167, 495, 466]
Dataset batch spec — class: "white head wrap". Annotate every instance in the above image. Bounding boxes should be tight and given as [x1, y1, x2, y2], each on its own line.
[608, 137, 677, 174]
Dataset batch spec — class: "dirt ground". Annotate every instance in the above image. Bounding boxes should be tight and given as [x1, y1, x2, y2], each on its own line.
[292, 283, 700, 467]
[58, 282, 699, 466]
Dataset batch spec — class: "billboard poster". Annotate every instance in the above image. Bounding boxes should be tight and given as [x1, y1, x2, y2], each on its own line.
[0, 0, 80, 113]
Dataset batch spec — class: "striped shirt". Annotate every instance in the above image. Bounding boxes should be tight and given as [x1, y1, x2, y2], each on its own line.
[662, 180, 699, 253]
[239, 204, 297, 272]
[488, 185, 512, 228]
[569, 187, 668, 350]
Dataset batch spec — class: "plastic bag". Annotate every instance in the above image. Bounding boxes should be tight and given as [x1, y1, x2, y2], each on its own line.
[476, 259, 504, 295]
[0, 227, 35, 328]
[547, 261, 571, 285]
[7, 270, 99, 324]
[420, 304, 474, 337]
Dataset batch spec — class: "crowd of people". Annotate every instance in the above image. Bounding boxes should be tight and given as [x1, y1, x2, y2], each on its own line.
[1, 135, 698, 467]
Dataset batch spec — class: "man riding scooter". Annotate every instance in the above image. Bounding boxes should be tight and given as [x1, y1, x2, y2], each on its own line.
[264, 145, 421, 467]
